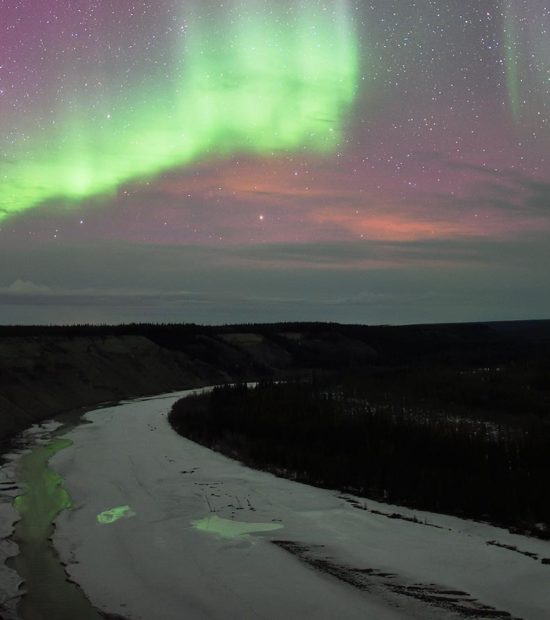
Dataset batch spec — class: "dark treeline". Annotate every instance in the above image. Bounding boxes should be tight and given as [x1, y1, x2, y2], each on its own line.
[334, 362, 550, 421]
[2, 319, 550, 365]
[170, 380, 550, 538]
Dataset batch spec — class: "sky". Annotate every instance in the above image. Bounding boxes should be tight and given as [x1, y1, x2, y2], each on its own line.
[1, 0, 549, 325]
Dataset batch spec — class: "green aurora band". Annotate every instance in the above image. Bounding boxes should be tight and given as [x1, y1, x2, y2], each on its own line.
[503, 3, 522, 121]
[503, 1, 550, 124]
[1, 0, 360, 221]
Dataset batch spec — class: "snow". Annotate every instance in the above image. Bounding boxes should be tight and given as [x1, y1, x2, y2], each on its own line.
[0, 464, 20, 616]
[5, 388, 550, 619]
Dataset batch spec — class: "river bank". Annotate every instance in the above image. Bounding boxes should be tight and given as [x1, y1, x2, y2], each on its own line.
[0, 335, 216, 447]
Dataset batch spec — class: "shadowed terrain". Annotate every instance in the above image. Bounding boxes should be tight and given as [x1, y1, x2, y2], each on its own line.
[1, 320, 549, 447]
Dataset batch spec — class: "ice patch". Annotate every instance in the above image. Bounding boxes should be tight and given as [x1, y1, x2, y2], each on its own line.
[193, 514, 283, 539]
[97, 505, 136, 525]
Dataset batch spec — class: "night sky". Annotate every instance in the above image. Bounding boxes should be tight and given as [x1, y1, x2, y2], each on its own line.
[1, 1, 549, 325]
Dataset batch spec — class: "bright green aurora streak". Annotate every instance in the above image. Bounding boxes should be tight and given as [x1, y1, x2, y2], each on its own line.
[1, 1, 360, 221]
[503, 1, 550, 124]
[503, 3, 521, 121]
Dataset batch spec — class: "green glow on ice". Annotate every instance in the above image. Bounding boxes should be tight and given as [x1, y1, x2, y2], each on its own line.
[1, 0, 360, 221]
[193, 515, 283, 539]
[97, 505, 136, 525]
[12, 437, 103, 619]
[13, 439, 73, 542]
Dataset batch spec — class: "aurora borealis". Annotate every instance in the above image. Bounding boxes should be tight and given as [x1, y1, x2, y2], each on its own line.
[503, 0, 550, 122]
[1, 1, 359, 218]
[1, 1, 549, 324]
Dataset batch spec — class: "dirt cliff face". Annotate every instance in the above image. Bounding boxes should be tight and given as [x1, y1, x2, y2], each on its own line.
[0, 326, 380, 444]
[0, 335, 205, 443]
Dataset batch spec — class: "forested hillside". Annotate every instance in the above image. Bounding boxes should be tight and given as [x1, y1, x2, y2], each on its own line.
[170, 375, 550, 538]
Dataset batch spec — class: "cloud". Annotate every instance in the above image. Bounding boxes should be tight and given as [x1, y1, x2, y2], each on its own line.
[3, 279, 52, 295]
[0, 233, 549, 325]
[439, 156, 550, 216]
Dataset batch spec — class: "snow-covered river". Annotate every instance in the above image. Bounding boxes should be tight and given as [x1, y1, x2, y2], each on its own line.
[2, 389, 550, 619]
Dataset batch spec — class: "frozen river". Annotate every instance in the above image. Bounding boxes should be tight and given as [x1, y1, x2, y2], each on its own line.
[2, 389, 550, 619]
